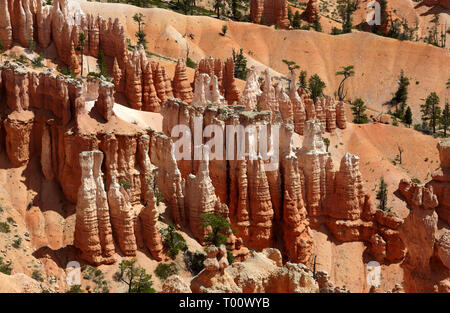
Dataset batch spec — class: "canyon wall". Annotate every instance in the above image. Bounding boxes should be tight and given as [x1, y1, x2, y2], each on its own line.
[398, 139, 450, 292]
[192, 65, 346, 136]
[0, 0, 184, 113]
[0, 2, 407, 269]
[0, 0, 127, 68]
[0, 60, 168, 264]
[162, 96, 403, 264]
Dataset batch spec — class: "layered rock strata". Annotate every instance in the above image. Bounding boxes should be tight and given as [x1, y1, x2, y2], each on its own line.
[194, 56, 239, 106]
[0, 60, 169, 264]
[0, 0, 178, 113]
[396, 139, 450, 292]
[237, 69, 346, 134]
[427, 139, 450, 225]
[398, 178, 450, 292]
[162, 98, 397, 264]
[74, 151, 115, 265]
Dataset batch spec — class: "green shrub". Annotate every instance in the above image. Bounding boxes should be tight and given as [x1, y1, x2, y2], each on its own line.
[87, 72, 102, 78]
[32, 270, 43, 282]
[67, 284, 82, 293]
[201, 213, 232, 247]
[411, 178, 421, 184]
[31, 54, 44, 68]
[56, 65, 76, 78]
[82, 266, 109, 293]
[12, 237, 22, 249]
[15, 55, 28, 64]
[119, 180, 131, 189]
[0, 257, 12, 275]
[227, 250, 235, 265]
[323, 138, 330, 152]
[154, 262, 178, 281]
[154, 188, 165, 206]
[0, 222, 10, 233]
[221, 25, 228, 36]
[186, 57, 196, 69]
[183, 251, 206, 275]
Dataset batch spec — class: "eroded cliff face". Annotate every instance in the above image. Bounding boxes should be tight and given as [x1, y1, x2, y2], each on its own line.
[427, 140, 450, 225]
[0, 59, 171, 264]
[0, 0, 128, 70]
[0, 58, 403, 278]
[0, 0, 447, 295]
[194, 56, 238, 106]
[161, 96, 403, 265]
[0, 0, 184, 113]
[397, 139, 450, 292]
[191, 65, 346, 136]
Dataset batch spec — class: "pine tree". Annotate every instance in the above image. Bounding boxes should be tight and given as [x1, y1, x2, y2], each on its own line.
[292, 11, 302, 29]
[77, 33, 86, 76]
[313, 11, 322, 32]
[133, 13, 147, 49]
[228, 0, 244, 20]
[351, 98, 368, 124]
[425, 14, 440, 46]
[214, 0, 224, 18]
[337, 0, 358, 34]
[114, 258, 156, 293]
[308, 74, 326, 102]
[392, 70, 410, 120]
[232, 48, 248, 80]
[299, 70, 308, 91]
[404, 106, 413, 127]
[282, 59, 299, 72]
[97, 49, 107, 77]
[180, 0, 194, 15]
[421, 92, 441, 134]
[441, 102, 450, 137]
[335, 65, 355, 101]
[201, 213, 232, 247]
[288, 7, 293, 23]
[376, 177, 388, 211]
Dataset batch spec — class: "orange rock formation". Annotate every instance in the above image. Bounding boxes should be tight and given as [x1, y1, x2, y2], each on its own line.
[250, 0, 290, 29]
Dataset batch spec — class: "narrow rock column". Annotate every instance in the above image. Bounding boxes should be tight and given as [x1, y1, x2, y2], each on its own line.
[107, 176, 138, 256]
[75, 150, 115, 265]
